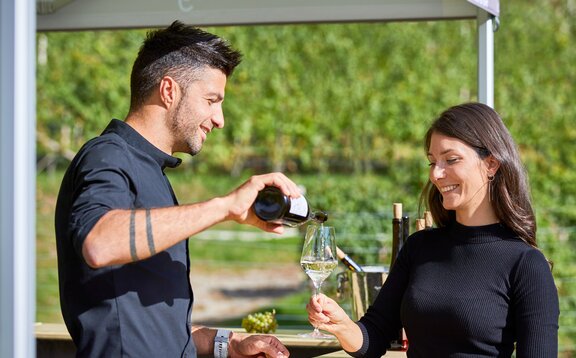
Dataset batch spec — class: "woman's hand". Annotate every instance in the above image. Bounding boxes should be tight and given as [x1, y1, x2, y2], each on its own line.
[306, 293, 350, 334]
[306, 293, 364, 353]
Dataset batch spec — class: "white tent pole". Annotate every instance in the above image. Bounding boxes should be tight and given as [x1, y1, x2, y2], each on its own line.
[477, 9, 495, 107]
[0, 0, 37, 356]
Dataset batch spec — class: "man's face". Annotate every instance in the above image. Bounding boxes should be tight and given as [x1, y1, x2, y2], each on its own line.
[169, 67, 227, 155]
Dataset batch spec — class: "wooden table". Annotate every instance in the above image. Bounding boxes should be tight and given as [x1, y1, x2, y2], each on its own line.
[35, 323, 342, 358]
[271, 330, 342, 357]
[36, 323, 76, 358]
[36, 323, 72, 341]
[318, 349, 407, 357]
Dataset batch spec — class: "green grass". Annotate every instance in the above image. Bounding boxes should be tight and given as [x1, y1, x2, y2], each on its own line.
[36, 171, 64, 323]
[189, 234, 303, 264]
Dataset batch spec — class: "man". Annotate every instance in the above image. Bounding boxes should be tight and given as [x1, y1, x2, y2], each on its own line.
[55, 21, 295, 357]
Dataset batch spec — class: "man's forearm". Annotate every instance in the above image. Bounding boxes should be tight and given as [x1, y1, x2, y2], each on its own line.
[192, 326, 218, 356]
[82, 197, 229, 268]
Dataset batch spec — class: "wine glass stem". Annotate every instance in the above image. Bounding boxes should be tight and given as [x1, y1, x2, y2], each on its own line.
[313, 284, 322, 333]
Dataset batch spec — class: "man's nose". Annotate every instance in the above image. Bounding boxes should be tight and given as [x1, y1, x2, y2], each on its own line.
[212, 106, 224, 129]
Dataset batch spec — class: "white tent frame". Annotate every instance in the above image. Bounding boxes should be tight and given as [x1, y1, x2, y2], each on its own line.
[0, 0, 498, 356]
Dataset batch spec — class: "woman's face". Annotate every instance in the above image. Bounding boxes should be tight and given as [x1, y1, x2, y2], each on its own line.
[427, 132, 497, 225]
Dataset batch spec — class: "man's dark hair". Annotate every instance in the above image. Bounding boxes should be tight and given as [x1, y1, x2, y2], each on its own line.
[129, 21, 242, 111]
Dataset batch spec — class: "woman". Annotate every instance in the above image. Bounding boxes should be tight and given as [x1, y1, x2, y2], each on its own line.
[307, 103, 559, 357]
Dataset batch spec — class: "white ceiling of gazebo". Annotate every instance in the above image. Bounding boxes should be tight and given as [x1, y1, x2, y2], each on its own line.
[36, 0, 499, 31]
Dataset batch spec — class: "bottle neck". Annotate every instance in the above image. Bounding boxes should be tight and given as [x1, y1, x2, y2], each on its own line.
[311, 210, 328, 224]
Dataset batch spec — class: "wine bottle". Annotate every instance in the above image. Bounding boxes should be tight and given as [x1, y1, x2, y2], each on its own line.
[390, 203, 409, 351]
[401, 215, 410, 245]
[424, 211, 433, 229]
[391, 203, 403, 267]
[416, 218, 426, 231]
[252, 186, 328, 227]
[336, 246, 364, 273]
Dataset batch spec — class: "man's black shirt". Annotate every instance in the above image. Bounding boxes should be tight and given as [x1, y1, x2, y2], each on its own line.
[55, 119, 196, 357]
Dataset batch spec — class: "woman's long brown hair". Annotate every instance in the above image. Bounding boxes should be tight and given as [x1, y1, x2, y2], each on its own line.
[419, 102, 537, 249]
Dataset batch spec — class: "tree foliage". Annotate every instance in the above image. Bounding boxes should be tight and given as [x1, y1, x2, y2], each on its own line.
[36, 1, 575, 182]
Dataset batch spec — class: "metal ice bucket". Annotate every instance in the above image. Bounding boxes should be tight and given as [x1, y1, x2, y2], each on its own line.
[337, 265, 389, 320]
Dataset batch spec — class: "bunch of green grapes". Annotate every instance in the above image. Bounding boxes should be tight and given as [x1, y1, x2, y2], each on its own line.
[241, 309, 278, 333]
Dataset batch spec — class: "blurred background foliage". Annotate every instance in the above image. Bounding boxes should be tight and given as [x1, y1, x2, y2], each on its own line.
[36, 0, 575, 353]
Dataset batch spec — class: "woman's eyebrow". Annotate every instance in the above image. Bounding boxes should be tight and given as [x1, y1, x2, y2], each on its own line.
[427, 148, 455, 157]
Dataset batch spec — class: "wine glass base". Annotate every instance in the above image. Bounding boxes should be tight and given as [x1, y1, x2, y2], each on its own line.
[298, 330, 335, 339]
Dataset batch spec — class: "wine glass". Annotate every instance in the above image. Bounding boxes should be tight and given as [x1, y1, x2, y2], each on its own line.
[299, 224, 338, 339]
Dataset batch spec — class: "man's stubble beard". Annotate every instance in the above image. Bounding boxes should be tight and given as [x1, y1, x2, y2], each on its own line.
[170, 98, 203, 156]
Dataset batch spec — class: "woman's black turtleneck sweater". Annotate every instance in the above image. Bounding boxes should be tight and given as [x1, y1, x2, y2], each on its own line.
[355, 222, 559, 358]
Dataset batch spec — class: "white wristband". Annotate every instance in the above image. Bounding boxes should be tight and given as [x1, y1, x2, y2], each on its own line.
[214, 329, 231, 358]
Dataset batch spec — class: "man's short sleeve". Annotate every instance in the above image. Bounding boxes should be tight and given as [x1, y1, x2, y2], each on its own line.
[68, 139, 136, 256]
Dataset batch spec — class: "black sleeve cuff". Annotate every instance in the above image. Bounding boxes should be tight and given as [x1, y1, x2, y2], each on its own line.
[344, 321, 369, 358]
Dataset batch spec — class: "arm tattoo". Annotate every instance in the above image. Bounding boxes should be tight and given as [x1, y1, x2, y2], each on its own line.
[130, 209, 138, 261]
[146, 208, 156, 255]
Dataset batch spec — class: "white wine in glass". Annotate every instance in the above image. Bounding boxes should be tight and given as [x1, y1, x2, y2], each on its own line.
[299, 224, 337, 339]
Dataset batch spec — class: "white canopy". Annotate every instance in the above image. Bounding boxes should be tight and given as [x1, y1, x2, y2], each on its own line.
[0, 0, 498, 356]
[36, 0, 499, 31]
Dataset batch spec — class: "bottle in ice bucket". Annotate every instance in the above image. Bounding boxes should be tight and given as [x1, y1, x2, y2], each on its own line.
[336, 247, 364, 273]
[253, 186, 327, 227]
[390, 203, 409, 351]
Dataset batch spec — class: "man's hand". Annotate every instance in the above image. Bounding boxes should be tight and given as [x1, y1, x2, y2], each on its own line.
[229, 332, 289, 358]
[224, 172, 302, 233]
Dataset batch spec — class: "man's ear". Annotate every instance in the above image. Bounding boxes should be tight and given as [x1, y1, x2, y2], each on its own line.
[159, 76, 179, 108]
